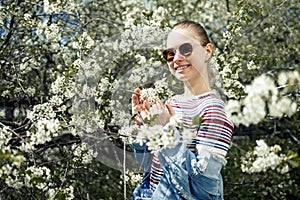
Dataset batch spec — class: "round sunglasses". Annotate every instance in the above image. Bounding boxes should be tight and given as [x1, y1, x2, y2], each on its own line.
[162, 43, 193, 62]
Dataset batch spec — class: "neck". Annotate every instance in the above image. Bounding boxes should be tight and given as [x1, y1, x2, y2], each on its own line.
[183, 74, 211, 97]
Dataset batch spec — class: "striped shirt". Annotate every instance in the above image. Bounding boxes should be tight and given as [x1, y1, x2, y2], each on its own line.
[149, 91, 234, 191]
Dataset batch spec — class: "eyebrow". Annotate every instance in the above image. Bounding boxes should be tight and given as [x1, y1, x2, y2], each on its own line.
[166, 41, 193, 49]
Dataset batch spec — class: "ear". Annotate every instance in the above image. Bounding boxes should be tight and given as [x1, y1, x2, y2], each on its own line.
[205, 43, 213, 61]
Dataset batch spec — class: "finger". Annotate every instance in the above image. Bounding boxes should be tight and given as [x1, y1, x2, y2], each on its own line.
[132, 92, 140, 100]
[132, 115, 143, 126]
[131, 94, 143, 114]
[166, 102, 175, 116]
[156, 99, 165, 110]
[131, 94, 139, 106]
[156, 99, 171, 114]
[134, 88, 141, 95]
[143, 97, 150, 112]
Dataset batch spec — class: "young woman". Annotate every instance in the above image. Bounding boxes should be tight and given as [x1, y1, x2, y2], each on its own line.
[131, 20, 234, 200]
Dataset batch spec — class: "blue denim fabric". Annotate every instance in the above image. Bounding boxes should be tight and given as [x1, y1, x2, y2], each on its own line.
[132, 172, 153, 199]
[131, 143, 153, 172]
[132, 141, 226, 200]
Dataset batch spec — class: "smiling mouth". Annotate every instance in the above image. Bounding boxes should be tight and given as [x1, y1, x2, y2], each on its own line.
[175, 65, 190, 70]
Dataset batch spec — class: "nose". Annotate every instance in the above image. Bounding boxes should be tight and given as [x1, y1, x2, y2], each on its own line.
[173, 51, 184, 63]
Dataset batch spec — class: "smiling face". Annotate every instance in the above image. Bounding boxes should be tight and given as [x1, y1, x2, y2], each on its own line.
[165, 28, 212, 84]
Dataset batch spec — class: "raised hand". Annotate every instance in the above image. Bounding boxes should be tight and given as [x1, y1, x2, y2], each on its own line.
[131, 88, 175, 126]
[131, 88, 150, 125]
[150, 99, 174, 126]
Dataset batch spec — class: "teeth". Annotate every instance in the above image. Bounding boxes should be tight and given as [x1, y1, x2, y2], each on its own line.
[176, 65, 189, 70]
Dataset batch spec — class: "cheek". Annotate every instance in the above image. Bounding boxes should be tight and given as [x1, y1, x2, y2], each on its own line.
[167, 63, 176, 75]
[189, 50, 206, 68]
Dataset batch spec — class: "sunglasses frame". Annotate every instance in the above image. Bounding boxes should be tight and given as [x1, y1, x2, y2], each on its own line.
[162, 43, 193, 62]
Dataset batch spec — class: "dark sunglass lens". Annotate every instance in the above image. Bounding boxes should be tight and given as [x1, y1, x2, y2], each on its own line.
[162, 50, 168, 60]
[179, 43, 193, 56]
[163, 49, 175, 62]
[167, 57, 174, 62]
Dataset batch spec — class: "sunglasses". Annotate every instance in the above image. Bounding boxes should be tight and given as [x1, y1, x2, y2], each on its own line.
[162, 43, 193, 62]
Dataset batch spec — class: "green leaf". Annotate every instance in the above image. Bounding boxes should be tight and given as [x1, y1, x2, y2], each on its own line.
[192, 115, 204, 126]
[287, 159, 300, 168]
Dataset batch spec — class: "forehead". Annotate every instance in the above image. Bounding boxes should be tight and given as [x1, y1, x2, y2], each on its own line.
[166, 29, 198, 48]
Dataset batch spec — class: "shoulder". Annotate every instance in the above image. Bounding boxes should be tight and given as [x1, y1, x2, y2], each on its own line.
[167, 92, 225, 110]
[201, 94, 225, 115]
[200, 93, 234, 130]
[199, 97, 228, 124]
[200, 93, 225, 110]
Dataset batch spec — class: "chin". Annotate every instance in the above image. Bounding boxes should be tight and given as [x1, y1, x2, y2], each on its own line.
[175, 75, 188, 82]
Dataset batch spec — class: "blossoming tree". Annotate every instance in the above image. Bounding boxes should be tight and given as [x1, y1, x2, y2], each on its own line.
[0, 0, 299, 199]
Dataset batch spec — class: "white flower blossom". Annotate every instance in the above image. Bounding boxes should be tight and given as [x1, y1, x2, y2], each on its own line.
[72, 142, 97, 164]
[226, 72, 298, 126]
[19, 141, 35, 152]
[277, 71, 288, 86]
[0, 126, 13, 146]
[24, 13, 31, 21]
[241, 140, 288, 174]
[181, 128, 196, 144]
[43, 0, 56, 14]
[140, 87, 159, 104]
[247, 60, 260, 70]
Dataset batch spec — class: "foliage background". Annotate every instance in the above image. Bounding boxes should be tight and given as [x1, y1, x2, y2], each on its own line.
[0, 0, 299, 199]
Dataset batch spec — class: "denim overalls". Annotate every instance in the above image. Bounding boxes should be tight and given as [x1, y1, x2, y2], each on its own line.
[131, 139, 227, 200]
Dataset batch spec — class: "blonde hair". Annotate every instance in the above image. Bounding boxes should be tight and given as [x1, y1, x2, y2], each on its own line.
[172, 20, 211, 47]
